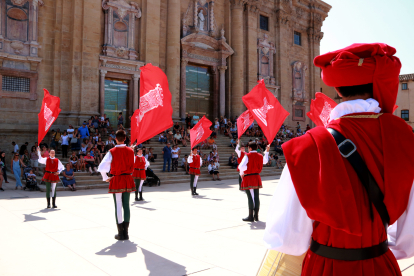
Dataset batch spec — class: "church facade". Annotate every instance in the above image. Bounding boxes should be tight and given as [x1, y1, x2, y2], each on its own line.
[0, 0, 331, 147]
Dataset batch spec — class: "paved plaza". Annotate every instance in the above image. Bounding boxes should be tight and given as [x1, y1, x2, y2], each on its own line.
[1, 177, 413, 276]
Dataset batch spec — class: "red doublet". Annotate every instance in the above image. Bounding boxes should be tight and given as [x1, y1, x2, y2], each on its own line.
[43, 158, 60, 182]
[108, 147, 135, 193]
[132, 156, 146, 180]
[241, 152, 263, 190]
[237, 151, 245, 172]
[189, 155, 201, 175]
[283, 113, 414, 276]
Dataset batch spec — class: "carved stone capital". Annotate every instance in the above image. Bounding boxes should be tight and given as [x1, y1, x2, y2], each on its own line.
[218, 66, 227, 73]
[181, 58, 189, 67]
[100, 69, 108, 75]
[230, 0, 246, 10]
[133, 74, 139, 81]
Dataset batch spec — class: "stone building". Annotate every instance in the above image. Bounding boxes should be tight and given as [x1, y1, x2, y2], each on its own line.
[0, 0, 331, 149]
[395, 74, 414, 129]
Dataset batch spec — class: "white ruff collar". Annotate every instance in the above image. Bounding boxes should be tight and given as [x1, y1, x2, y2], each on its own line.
[329, 98, 381, 122]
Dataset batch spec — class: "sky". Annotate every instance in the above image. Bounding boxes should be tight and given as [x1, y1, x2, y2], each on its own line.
[320, 0, 414, 74]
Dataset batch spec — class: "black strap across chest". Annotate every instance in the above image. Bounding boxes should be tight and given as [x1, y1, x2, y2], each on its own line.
[244, 173, 259, 176]
[310, 128, 390, 261]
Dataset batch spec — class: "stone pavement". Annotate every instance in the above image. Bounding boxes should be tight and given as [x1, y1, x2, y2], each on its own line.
[1, 177, 413, 276]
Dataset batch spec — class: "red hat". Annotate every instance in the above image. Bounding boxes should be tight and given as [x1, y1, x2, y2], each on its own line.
[314, 43, 401, 113]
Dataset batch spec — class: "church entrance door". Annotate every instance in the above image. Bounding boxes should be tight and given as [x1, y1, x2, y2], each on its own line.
[185, 64, 213, 121]
[104, 78, 130, 128]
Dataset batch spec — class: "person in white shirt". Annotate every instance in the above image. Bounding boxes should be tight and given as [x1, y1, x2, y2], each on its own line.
[12, 142, 19, 154]
[171, 145, 180, 172]
[60, 131, 70, 158]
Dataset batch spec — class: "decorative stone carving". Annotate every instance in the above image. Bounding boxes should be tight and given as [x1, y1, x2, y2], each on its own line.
[220, 27, 226, 41]
[291, 61, 307, 102]
[183, 0, 218, 38]
[11, 41, 24, 54]
[296, 7, 304, 18]
[257, 34, 276, 86]
[11, 0, 27, 5]
[280, 0, 292, 14]
[102, 0, 142, 60]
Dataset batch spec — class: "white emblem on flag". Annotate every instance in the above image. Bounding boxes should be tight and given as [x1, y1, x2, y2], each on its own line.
[319, 101, 333, 127]
[240, 111, 252, 132]
[252, 97, 274, 126]
[136, 84, 164, 126]
[44, 103, 55, 131]
[194, 123, 204, 143]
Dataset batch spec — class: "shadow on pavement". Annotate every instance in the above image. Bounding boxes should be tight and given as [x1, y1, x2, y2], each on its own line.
[96, 240, 138, 258]
[192, 195, 223, 201]
[250, 221, 266, 230]
[24, 214, 47, 222]
[141, 248, 187, 276]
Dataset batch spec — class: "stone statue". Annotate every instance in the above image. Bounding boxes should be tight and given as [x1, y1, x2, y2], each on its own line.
[198, 10, 205, 31]
[294, 62, 302, 96]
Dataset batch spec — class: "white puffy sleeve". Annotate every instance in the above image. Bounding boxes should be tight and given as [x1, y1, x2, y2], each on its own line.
[238, 155, 249, 177]
[37, 150, 47, 165]
[57, 159, 65, 173]
[188, 155, 193, 164]
[263, 165, 313, 255]
[388, 182, 414, 260]
[235, 145, 241, 158]
[97, 151, 112, 181]
[199, 156, 203, 167]
[145, 158, 150, 170]
[263, 152, 269, 164]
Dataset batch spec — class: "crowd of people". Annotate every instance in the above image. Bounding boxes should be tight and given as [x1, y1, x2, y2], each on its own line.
[0, 112, 307, 190]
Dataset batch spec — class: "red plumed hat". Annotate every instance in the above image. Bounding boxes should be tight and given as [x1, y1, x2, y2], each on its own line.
[314, 43, 401, 114]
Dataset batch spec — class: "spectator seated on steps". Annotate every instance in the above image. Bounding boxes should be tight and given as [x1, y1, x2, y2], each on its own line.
[173, 131, 182, 146]
[229, 138, 237, 148]
[211, 128, 217, 139]
[207, 137, 215, 149]
[159, 132, 167, 143]
[208, 160, 221, 181]
[84, 152, 98, 175]
[79, 122, 90, 139]
[202, 154, 208, 168]
[62, 163, 77, 191]
[181, 154, 189, 174]
[228, 153, 238, 169]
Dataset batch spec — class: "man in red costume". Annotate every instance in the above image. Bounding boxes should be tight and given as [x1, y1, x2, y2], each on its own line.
[264, 43, 414, 276]
[188, 147, 203, 196]
[133, 147, 150, 201]
[235, 139, 246, 190]
[98, 130, 135, 240]
[238, 142, 269, 222]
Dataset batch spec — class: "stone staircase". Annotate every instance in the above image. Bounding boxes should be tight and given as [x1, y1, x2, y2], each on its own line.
[17, 133, 285, 192]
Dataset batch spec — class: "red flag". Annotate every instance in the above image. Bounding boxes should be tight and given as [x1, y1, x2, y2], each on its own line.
[190, 116, 212, 149]
[242, 80, 289, 143]
[307, 92, 338, 127]
[237, 110, 254, 138]
[38, 89, 61, 144]
[132, 64, 173, 145]
[393, 105, 398, 113]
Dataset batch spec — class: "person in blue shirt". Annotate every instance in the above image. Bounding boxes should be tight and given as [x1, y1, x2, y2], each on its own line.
[79, 122, 90, 139]
[162, 143, 172, 172]
[191, 113, 200, 127]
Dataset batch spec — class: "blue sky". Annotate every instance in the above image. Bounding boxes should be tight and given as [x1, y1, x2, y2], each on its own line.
[320, 0, 414, 74]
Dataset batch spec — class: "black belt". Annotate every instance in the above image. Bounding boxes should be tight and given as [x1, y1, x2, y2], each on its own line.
[310, 239, 388, 261]
[190, 167, 199, 170]
[45, 171, 57, 174]
[113, 173, 132, 176]
[244, 173, 259, 176]
[134, 168, 145, 171]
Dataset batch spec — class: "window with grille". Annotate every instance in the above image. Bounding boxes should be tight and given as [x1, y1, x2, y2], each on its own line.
[402, 83, 408, 90]
[260, 15, 269, 31]
[294, 31, 301, 46]
[2, 76, 30, 92]
[401, 110, 409, 121]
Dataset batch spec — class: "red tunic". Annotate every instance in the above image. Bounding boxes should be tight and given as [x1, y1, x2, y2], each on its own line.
[241, 152, 263, 190]
[108, 147, 135, 193]
[43, 158, 60, 182]
[237, 151, 245, 172]
[132, 155, 146, 180]
[283, 113, 414, 276]
[189, 155, 201, 175]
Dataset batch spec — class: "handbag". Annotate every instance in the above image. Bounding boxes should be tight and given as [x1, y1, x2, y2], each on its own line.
[71, 138, 78, 144]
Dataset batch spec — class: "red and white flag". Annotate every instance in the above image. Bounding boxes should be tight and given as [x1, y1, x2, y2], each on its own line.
[190, 116, 212, 149]
[242, 80, 289, 143]
[131, 63, 173, 145]
[38, 89, 61, 144]
[307, 92, 337, 127]
[237, 110, 254, 139]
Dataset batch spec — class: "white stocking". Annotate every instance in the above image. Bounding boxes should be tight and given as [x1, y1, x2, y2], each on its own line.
[249, 189, 255, 208]
[51, 183, 57, 197]
[193, 175, 199, 187]
[114, 193, 123, 224]
[139, 180, 144, 192]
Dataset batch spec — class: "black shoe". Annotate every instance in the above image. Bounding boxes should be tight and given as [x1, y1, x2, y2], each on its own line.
[193, 186, 199, 196]
[52, 197, 57, 208]
[138, 191, 144, 201]
[115, 223, 125, 240]
[0, 188, 4, 191]
[135, 191, 139, 201]
[242, 209, 254, 222]
[254, 208, 259, 221]
[123, 221, 129, 240]
[47, 197, 51, 209]
[190, 185, 195, 196]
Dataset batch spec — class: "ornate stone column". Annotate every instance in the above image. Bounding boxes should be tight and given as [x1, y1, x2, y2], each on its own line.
[219, 66, 227, 117]
[99, 70, 107, 115]
[230, 0, 246, 117]
[166, 0, 181, 119]
[180, 59, 189, 119]
[133, 74, 140, 111]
